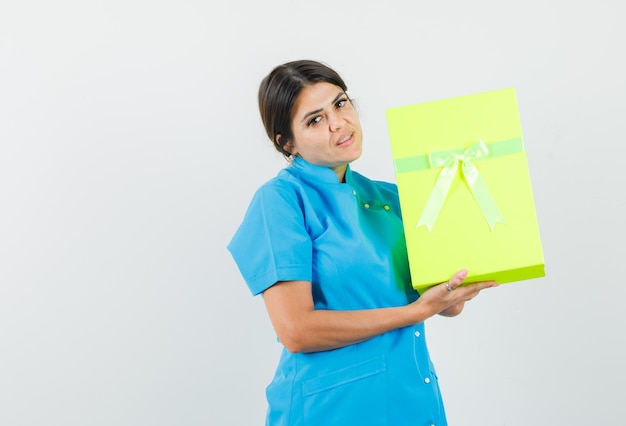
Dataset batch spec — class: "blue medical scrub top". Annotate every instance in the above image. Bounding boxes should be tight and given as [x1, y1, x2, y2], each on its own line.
[228, 157, 447, 426]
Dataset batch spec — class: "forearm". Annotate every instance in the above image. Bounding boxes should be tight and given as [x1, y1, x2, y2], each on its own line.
[263, 276, 497, 354]
[277, 305, 417, 353]
[263, 280, 435, 353]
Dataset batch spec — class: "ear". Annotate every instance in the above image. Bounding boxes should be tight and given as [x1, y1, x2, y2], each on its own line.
[276, 134, 296, 155]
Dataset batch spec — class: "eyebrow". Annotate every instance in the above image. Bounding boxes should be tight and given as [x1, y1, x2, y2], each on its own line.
[300, 92, 346, 123]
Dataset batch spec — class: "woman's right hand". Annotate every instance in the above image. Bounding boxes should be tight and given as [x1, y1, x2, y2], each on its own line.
[410, 269, 498, 319]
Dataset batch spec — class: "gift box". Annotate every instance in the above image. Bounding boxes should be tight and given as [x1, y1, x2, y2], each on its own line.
[386, 88, 545, 293]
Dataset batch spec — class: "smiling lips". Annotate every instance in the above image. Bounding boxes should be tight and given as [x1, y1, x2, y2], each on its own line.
[337, 133, 353, 146]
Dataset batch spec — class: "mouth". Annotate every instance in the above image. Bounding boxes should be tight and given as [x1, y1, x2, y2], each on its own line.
[336, 133, 353, 146]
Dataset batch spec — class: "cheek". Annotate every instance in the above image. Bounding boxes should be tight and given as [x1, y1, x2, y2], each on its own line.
[299, 130, 328, 148]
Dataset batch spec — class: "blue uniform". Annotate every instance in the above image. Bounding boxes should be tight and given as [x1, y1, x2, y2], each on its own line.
[228, 157, 447, 426]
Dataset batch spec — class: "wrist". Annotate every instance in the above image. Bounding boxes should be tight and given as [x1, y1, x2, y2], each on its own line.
[406, 299, 432, 325]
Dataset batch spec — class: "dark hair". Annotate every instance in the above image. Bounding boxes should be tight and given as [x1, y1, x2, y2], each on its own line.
[258, 60, 348, 158]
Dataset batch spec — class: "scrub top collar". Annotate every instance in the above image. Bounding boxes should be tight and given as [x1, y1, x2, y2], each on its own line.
[290, 156, 354, 185]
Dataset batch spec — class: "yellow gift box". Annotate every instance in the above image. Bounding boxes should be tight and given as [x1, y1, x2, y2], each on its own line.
[386, 88, 545, 293]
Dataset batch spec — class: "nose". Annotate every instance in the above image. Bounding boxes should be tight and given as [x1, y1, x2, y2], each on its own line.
[328, 111, 344, 131]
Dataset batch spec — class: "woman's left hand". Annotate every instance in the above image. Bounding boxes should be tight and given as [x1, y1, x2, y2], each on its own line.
[415, 269, 498, 318]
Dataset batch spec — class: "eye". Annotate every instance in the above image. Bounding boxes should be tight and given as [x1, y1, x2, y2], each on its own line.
[336, 97, 349, 108]
[307, 115, 322, 126]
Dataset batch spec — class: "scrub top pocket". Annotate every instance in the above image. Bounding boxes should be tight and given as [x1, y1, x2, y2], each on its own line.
[301, 357, 388, 425]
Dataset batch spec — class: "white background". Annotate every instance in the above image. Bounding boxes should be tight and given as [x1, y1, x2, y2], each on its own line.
[1, 0, 624, 425]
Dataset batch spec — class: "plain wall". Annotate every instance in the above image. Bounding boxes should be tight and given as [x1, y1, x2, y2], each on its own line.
[1, 0, 624, 424]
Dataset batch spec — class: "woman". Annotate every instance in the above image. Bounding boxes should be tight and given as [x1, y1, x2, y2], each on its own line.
[227, 59, 498, 426]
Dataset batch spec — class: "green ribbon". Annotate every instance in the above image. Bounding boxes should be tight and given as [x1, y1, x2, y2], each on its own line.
[394, 137, 524, 232]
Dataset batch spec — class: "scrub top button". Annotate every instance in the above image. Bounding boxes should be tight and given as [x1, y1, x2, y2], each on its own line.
[363, 203, 370, 209]
[383, 205, 390, 211]
[424, 378, 431, 384]
[414, 331, 420, 337]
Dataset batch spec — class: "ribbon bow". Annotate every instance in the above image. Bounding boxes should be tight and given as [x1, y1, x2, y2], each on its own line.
[416, 140, 505, 232]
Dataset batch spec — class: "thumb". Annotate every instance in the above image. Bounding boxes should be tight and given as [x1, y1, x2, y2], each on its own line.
[449, 269, 468, 290]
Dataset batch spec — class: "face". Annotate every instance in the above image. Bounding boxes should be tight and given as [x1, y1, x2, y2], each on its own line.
[284, 82, 363, 181]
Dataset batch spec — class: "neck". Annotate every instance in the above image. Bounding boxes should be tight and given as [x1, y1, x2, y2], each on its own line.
[332, 164, 348, 183]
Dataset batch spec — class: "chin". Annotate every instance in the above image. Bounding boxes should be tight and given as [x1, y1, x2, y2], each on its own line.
[350, 147, 363, 162]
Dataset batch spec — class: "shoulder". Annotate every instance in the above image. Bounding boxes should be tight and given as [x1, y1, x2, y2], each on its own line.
[246, 168, 307, 212]
[256, 167, 303, 194]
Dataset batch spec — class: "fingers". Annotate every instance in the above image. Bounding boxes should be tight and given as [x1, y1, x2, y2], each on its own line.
[444, 270, 498, 294]
[476, 280, 499, 289]
[462, 279, 499, 300]
[446, 269, 468, 291]
[435, 269, 498, 307]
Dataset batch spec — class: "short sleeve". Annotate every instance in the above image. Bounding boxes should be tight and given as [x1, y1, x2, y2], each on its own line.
[227, 181, 312, 296]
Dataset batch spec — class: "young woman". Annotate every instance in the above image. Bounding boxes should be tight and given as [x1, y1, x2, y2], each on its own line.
[227, 59, 498, 426]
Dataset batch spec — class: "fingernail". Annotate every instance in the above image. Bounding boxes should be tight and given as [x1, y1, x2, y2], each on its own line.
[459, 269, 468, 279]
